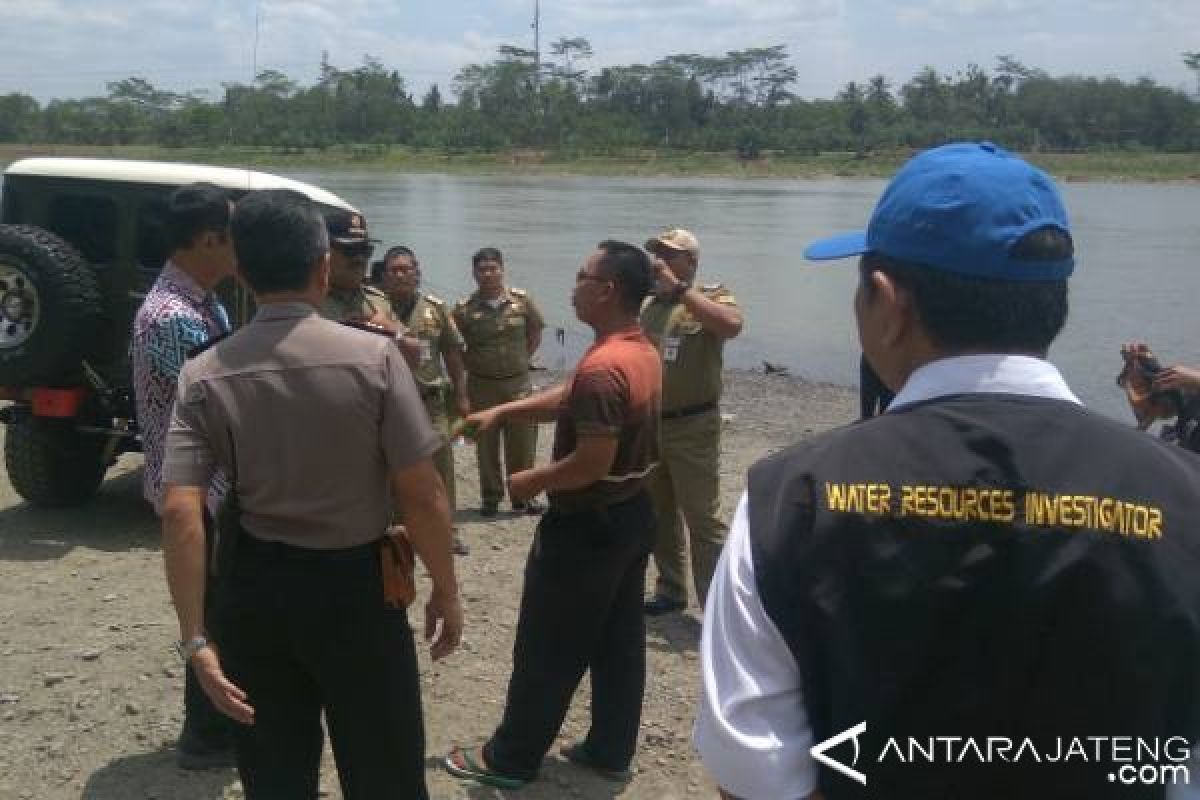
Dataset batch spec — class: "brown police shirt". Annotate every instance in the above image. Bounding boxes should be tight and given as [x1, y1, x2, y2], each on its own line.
[639, 283, 738, 413]
[162, 302, 440, 549]
[392, 292, 463, 391]
[548, 327, 662, 511]
[319, 284, 396, 324]
[453, 287, 544, 379]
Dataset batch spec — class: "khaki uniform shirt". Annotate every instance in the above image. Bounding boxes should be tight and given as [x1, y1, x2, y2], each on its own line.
[640, 283, 739, 413]
[453, 287, 544, 379]
[320, 285, 396, 324]
[392, 292, 463, 391]
[162, 302, 440, 550]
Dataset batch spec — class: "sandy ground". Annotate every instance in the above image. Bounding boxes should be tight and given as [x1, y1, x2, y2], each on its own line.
[0, 370, 856, 800]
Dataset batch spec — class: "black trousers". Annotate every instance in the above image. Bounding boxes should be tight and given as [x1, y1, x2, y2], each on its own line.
[182, 511, 232, 750]
[485, 490, 656, 780]
[213, 536, 428, 800]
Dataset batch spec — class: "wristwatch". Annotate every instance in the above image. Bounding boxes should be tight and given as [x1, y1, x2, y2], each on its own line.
[670, 280, 692, 301]
[175, 635, 209, 663]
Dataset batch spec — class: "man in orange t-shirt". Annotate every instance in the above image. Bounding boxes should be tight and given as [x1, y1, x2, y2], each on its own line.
[445, 240, 662, 789]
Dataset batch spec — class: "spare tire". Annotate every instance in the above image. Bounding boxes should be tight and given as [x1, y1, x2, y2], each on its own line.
[0, 225, 102, 386]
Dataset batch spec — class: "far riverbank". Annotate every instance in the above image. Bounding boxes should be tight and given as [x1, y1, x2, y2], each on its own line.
[3, 144, 1200, 182]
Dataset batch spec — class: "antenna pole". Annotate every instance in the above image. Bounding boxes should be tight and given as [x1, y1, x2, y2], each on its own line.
[532, 0, 541, 93]
[252, 1, 262, 82]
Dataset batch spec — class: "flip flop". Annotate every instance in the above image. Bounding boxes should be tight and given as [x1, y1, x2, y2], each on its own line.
[444, 746, 528, 790]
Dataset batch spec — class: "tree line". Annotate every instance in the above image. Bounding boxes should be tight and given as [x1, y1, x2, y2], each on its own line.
[1, 44, 1198, 157]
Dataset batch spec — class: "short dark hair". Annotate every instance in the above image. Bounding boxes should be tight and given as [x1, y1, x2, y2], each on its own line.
[472, 247, 503, 268]
[232, 190, 329, 294]
[596, 240, 654, 314]
[165, 183, 231, 251]
[860, 227, 1072, 354]
[384, 245, 418, 267]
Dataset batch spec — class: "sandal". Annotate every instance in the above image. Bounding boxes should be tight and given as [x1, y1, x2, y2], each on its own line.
[444, 746, 528, 790]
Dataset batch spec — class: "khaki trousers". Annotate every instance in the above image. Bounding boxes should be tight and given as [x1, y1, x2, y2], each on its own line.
[422, 389, 456, 515]
[467, 373, 536, 505]
[648, 410, 728, 606]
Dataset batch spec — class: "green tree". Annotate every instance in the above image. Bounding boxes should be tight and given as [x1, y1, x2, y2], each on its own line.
[0, 93, 41, 142]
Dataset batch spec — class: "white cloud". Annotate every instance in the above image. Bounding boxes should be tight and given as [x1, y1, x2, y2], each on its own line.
[0, 0, 1192, 102]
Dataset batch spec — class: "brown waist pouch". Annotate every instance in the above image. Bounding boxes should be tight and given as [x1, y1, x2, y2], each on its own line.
[380, 527, 417, 610]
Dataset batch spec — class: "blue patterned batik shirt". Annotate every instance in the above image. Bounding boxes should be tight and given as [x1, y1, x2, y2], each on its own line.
[131, 262, 231, 514]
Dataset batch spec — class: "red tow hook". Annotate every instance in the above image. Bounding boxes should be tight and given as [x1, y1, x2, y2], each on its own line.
[29, 387, 88, 418]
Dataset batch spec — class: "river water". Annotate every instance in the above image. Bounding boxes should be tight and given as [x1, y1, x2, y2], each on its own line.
[286, 171, 1198, 421]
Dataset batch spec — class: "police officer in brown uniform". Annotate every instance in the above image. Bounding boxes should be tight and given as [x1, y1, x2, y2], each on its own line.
[382, 245, 472, 555]
[161, 190, 463, 799]
[640, 228, 743, 615]
[319, 209, 394, 328]
[453, 247, 546, 516]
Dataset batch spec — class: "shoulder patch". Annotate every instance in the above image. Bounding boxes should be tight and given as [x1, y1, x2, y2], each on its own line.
[424, 293, 444, 307]
[186, 331, 231, 360]
[363, 285, 388, 298]
[509, 287, 528, 297]
[340, 320, 395, 338]
[701, 283, 725, 293]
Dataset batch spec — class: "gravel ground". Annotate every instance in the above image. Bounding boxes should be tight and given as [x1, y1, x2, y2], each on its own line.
[0, 369, 856, 800]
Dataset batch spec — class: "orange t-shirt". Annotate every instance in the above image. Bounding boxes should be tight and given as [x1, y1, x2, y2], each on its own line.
[549, 327, 662, 511]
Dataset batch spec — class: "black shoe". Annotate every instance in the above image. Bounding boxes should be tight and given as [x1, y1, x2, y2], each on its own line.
[452, 533, 470, 556]
[176, 739, 235, 771]
[561, 742, 632, 782]
[512, 499, 545, 515]
[643, 594, 686, 616]
[480, 502, 498, 518]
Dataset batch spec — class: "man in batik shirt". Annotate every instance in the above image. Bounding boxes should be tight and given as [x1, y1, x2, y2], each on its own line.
[130, 183, 237, 768]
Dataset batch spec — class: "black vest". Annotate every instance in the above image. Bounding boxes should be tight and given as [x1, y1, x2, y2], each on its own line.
[748, 394, 1200, 800]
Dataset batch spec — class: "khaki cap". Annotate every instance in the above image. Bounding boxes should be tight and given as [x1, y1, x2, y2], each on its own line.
[646, 228, 700, 257]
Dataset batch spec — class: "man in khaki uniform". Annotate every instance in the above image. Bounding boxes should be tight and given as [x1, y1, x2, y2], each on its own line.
[319, 210, 395, 327]
[453, 247, 545, 516]
[382, 245, 471, 555]
[639, 228, 743, 615]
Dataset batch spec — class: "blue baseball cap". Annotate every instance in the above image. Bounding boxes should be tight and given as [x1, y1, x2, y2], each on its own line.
[804, 142, 1074, 280]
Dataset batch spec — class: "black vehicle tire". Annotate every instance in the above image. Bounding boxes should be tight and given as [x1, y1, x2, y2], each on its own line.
[0, 225, 102, 386]
[4, 411, 108, 507]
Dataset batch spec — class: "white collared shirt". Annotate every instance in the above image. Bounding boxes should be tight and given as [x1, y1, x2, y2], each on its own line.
[693, 355, 1084, 800]
[887, 354, 1081, 411]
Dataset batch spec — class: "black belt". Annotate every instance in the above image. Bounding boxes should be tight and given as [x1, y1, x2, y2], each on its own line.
[238, 534, 378, 562]
[661, 400, 717, 420]
[469, 371, 524, 381]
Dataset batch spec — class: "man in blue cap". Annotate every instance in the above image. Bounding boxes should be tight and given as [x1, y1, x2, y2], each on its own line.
[694, 142, 1200, 799]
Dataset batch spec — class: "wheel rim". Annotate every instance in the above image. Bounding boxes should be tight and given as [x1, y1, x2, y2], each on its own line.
[0, 261, 39, 350]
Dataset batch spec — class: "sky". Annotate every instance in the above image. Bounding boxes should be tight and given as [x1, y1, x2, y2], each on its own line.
[1, 0, 1198, 103]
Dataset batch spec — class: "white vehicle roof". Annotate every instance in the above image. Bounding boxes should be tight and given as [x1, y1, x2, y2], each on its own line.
[4, 157, 357, 213]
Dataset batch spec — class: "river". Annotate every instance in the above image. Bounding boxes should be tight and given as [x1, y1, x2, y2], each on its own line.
[285, 171, 1198, 421]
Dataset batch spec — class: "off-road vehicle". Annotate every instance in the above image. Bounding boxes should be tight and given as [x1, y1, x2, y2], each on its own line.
[0, 158, 359, 506]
